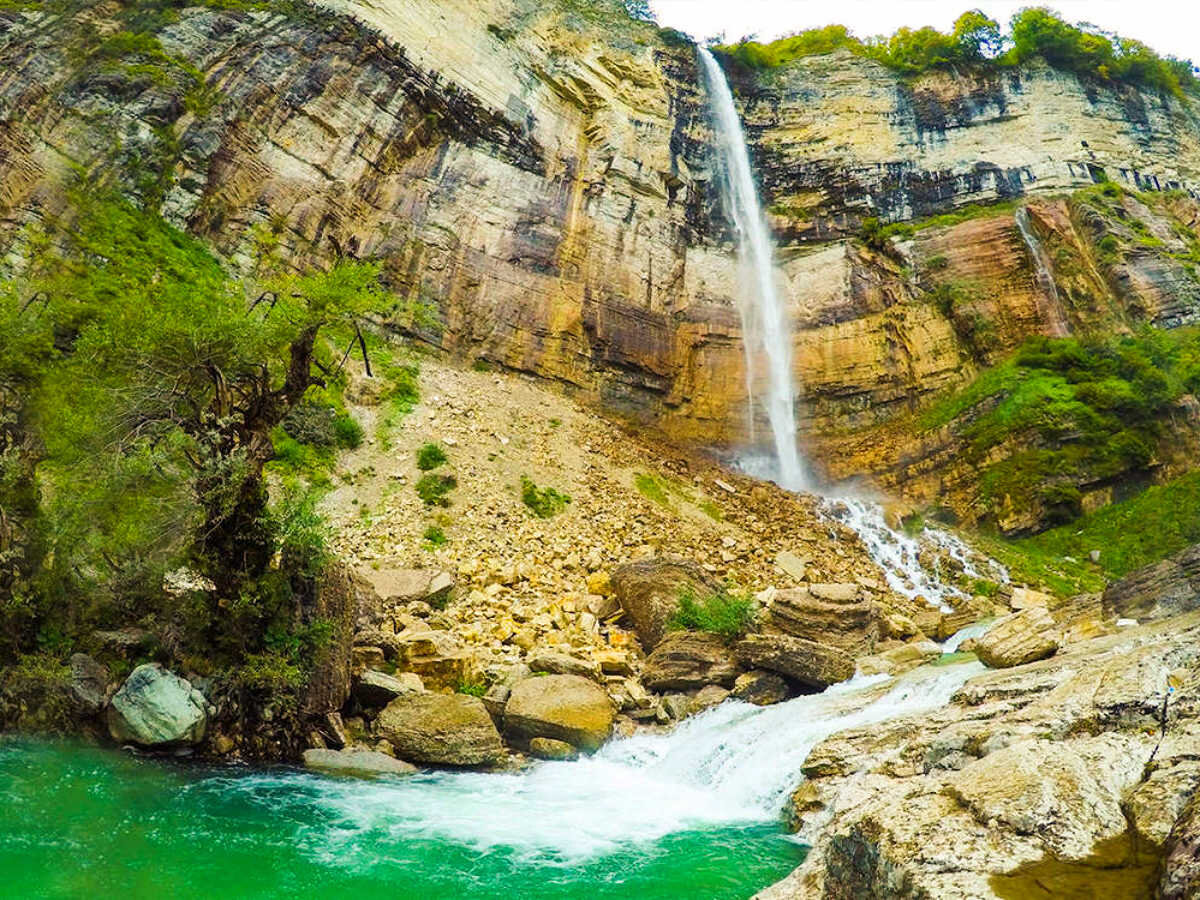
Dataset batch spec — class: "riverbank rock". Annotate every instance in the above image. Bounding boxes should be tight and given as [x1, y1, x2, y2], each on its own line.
[525, 650, 602, 681]
[394, 630, 476, 690]
[734, 634, 855, 688]
[353, 670, 423, 708]
[767, 586, 880, 656]
[1103, 543, 1200, 622]
[106, 664, 208, 747]
[610, 558, 716, 650]
[504, 674, 615, 752]
[68, 654, 109, 715]
[976, 607, 1059, 668]
[730, 670, 792, 706]
[529, 737, 578, 760]
[358, 567, 456, 608]
[302, 748, 417, 778]
[642, 632, 740, 692]
[376, 693, 503, 766]
[856, 641, 943, 677]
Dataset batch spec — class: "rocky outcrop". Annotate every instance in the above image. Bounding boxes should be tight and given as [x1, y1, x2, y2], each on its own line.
[610, 558, 716, 650]
[730, 669, 792, 706]
[642, 632, 740, 691]
[975, 607, 1059, 668]
[735, 634, 855, 688]
[376, 692, 503, 766]
[302, 747, 417, 778]
[106, 665, 209, 747]
[759, 614, 1200, 900]
[1159, 791, 1200, 900]
[503, 674, 615, 752]
[1103, 543, 1200, 622]
[767, 585, 880, 656]
[353, 670, 423, 708]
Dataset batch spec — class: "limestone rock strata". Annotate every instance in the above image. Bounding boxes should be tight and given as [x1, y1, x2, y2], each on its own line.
[757, 614, 1200, 900]
[1103, 542, 1200, 622]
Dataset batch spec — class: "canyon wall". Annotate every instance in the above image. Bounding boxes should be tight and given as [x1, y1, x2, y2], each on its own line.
[2, 0, 1200, 526]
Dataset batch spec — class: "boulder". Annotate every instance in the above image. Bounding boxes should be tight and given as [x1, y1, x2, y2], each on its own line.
[353, 670, 422, 708]
[358, 567, 456, 608]
[351, 646, 386, 672]
[376, 692, 504, 766]
[690, 684, 731, 714]
[302, 748, 417, 778]
[68, 653, 109, 715]
[768, 587, 879, 656]
[642, 632, 740, 691]
[394, 629, 476, 691]
[609, 558, 717, 649]
[975, 607, 1059, 668]
[1010, 586, 1053, 611]
[730, 670, 792, 706]
[734, 634, 854, 689]
[1102, 543, 1200, 622]
[526, 650, 602, 681]
[774, 550, 809, 582]
[856, 641, 943, 677]
[529, 737, 578, 761]
[106, 664, 208, 747]
[504, 674, 615, 752]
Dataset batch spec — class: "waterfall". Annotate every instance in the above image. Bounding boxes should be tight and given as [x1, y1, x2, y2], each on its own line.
[698, 48, 808, 491]
[699, 49, 1007, 607]
[1015, 206, 1068, 337]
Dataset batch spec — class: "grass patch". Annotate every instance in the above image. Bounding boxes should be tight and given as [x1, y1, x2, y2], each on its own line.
[520, 476, 571, 518]
[455, 678, 488, 698]
[699, 499, 724, 521]
[1011, 470, 1200, 580]
[422, 525, 448, 547]
[416, 442, 447, 471]
[416, 473, 456, 507]
[668, 586, 755, 642]
[634, 473, 670, 507]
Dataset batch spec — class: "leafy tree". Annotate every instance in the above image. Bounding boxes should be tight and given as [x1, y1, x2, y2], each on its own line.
[952, 10, 1003, 59]
[623, 0, 654, 23]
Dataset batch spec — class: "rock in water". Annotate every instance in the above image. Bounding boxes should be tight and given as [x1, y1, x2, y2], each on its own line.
[302, 748, 417, 778]
[106, 664, 208, 747]
[642, 632, 741, 691]
[1102, 543, 1200, 622]
[528, 738, 578, 761]
[610, 558, 717, 650]
[975, 607, 1059, 668]
[504, 674, 615, 752]
[730, 670, 792, 706]
[734, 634, 854, 689]
[376, 693, 503, 766]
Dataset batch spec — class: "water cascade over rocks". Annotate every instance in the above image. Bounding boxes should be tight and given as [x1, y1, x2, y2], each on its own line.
[700, 49, 1005, 606]
[1015, 205, 1070, 337]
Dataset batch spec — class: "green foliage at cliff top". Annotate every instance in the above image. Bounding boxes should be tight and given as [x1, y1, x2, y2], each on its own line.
[720, 8, 1197, 98]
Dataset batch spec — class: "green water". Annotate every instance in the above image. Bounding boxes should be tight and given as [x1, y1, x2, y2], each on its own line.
[0, 740, 805, 900]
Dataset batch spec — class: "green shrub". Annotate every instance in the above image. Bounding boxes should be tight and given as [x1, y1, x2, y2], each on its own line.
[668, 586, 756, 642]
[520, 476, 571, 518]
[422, 525, 447, 546]
[416, 442, 448, 471]
[416, 473, 456, 506]
[332, 413, 363, 449]
[455, 678, 488, 698]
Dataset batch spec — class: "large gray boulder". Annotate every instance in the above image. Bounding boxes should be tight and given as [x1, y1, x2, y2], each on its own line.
[302, 748, 417, 779]
[504, 674, 615, 752]
[610, 558, 717, 650]
[734, 634, 854, 689]
[975, 607, 1059, 669]
[106, 664, 208, 747]
[1102, 543, 1200, 622]
[376, 692, 503, 766]
[643, 632, 741, 692]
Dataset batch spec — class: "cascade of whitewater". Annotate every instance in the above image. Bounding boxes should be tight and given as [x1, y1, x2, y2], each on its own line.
[287, 662, 982, 862]
[699, 48, 808, 491]
[699, 49, 1007, 606]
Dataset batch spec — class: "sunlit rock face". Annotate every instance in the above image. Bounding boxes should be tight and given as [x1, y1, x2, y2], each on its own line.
[2, 1, 1199, 508]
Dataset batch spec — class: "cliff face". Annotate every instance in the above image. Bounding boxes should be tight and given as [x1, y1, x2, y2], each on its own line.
[2, 0, 1200, 527]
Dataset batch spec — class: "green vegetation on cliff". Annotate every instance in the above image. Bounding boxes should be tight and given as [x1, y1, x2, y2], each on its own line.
[720, 8, 1197, 98]
[920, 328, 1200, 526]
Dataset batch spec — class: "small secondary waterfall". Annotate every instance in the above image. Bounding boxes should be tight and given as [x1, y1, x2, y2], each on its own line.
[1015, 205, 1069, 337]
[699, 49, 1007, 605]
[699, 48, 808, 491]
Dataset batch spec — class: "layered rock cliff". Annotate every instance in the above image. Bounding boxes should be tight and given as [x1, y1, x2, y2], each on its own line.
[2, 0, 1200, 529]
